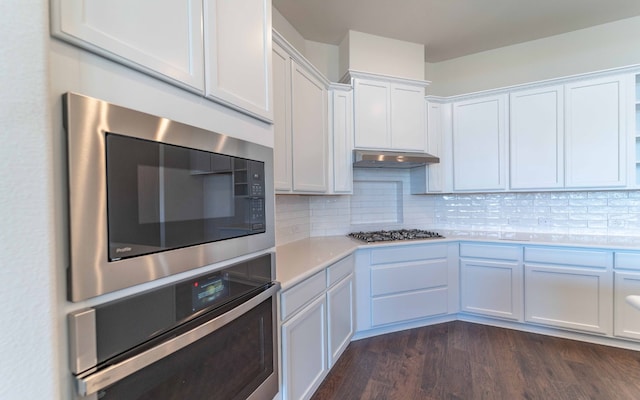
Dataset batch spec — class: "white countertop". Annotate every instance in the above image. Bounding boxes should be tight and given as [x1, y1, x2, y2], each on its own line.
[275, 231, 640, 289]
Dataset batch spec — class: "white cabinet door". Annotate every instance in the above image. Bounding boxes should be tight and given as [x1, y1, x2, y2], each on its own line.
[327, 275, 354, 368]
[525, 264, 612, 334]
[353, 79, 390, 149]
[460, 259, 522, 320]
[614, 271, 640, 340]
[204, 0, 272, 121]
[565, 76, 627, 188]
[330, 86, 354, 193]
[291, 62, 328, 192]
[272, 43, 292, 191]
[281, 295, 327, 400]
[391, 83, 426, 151]
[510, 86, 564, 189]
[52, 0, 204, 91]
[452, 95, 508, 191]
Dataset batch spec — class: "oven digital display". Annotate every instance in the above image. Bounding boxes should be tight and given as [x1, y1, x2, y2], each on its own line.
[191, 274, 229, 312]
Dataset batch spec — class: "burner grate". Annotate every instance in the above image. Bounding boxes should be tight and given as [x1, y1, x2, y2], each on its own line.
[348, 229, 444, 243]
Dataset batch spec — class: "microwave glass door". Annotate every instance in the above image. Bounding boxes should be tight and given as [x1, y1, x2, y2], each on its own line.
[105, 133, 266, 261]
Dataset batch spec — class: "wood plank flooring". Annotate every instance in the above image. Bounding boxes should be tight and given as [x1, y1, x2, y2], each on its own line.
[311, 321, 640, 400]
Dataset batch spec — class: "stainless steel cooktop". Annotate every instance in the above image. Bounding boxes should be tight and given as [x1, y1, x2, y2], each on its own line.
[348, 229, 444, 243]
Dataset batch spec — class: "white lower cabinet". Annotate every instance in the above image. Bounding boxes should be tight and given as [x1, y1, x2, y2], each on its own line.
[524, 247, 613, 335]
[614, 271, 640, 340]
[282, 295, 326, 400]
[355, 243, 459, 333]
[280, 255, 354, 400]
[459, 243, 523, 321]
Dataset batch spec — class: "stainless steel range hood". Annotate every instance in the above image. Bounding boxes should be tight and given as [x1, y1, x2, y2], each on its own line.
[353, 150, 440, 168]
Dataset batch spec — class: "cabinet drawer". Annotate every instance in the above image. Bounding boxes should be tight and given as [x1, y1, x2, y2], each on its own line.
[524, 247, 611, 268]
[281, 271, 326, 320]
[327, 255, 354, 287]
[614, 252, 640, 270]
[370, 244, 447, 265]
[371, 287, 448, 326]
[371, 259, 447, 296]
[460, 243, 520, 260]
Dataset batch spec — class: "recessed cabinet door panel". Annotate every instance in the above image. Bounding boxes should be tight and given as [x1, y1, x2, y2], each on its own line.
[204, 0, 272, 121]
[452, 95, 507, 191]
[327, 276, 354, 368]
[565, 77, 626, 188]
[354, 80, 391, 149]
[614, 271, 640, 340]
[510, 86, 564, 189]
[52, 0, 204, 91]
[331, 88, 354, 193]
[282, 296, 327, 400]
[272, 44, 292, 191]
[391, 84, 426, 151]
[525, 264, 612, 334]
[460, 259, 522, 320]
[291, 63, 328, 192]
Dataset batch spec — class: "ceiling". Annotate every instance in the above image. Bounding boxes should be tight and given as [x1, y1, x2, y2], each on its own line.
[272, 0, 640, 62]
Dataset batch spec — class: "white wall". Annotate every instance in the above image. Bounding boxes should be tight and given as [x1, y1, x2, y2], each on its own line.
[305, 40, 340, 82]
[272, 7, 306, 57]
[0, 0, 59, 399]
[428, 15, 640, 96]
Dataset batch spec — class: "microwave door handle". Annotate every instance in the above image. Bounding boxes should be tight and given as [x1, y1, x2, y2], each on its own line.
[76, 282, 280, 396]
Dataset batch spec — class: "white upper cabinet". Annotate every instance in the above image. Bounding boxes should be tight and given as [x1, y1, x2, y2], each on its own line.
[329, 85, 354, 194]
[565, 76, 627, 188]
[272, 35, 329, 194]
[291, 62, 328, 192]
[272, 43, 292, 191]
[390, 83, 427, 150]
[452, 94, 508, 191]
[204, 0, 273, 121]
[52, 0, 273, 122]
[51, 0, 205, 91]
[509, 85, 564, 190]
[351, 72, 428, 151]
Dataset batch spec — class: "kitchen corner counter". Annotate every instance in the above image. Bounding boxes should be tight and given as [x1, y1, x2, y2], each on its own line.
[275, 236, 361, 289]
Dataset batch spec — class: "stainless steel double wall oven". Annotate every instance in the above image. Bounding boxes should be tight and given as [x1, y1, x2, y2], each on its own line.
[64, 93, 278, 400]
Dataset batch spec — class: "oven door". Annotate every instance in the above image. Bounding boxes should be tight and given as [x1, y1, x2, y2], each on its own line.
[74, 284, 279, 400]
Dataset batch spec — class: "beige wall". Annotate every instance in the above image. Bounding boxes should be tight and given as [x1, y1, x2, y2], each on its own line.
[342, 30, 425, 80]
[427, 15, 640, 96]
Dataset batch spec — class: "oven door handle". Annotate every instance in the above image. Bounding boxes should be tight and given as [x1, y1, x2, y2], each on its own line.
[75, 282, 280, 396]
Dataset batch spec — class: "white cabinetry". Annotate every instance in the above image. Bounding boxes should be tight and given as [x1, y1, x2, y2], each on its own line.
[411, 101, 453, 194]
[272, 37, 328, 194]
[351, 72, 428, 151]
[509, 85, 564, 189]
[355, 243, 458, 333]
[565, 76, 627, 188]
[632, 74, 640, 186]
[328, 84, 354, 194]
[614, 252, 640, 340]
[203, 0, 272, 120]
[280, 255, 354, 400]
[459, 243, 523, 321]
[51, 0, 273, 121]
[524, 247, 613, 335]
[452, 94, 508, 191]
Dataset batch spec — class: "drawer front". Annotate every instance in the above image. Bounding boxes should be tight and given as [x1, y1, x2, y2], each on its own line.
[371, 287, 448, 327]
[460, 243, 520, 260]
[614, 252, 640, 270]
[524, 247, 611, 268]
[370, 244, 447, 265]
[281, 270, 326, 320]
[371, 259, 448, 296]
[327, 254, 354, 287]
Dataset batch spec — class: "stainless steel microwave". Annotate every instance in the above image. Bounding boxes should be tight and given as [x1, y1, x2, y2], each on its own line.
[63, 93, 274, 301]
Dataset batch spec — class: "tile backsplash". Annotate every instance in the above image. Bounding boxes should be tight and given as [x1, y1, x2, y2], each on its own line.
[275, 168, 640, 245]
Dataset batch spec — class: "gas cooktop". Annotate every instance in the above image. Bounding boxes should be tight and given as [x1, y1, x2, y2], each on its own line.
[348, 229, 444, 243]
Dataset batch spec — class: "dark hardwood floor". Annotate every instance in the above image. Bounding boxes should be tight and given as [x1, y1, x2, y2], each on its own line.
[311, 321, 640, 400]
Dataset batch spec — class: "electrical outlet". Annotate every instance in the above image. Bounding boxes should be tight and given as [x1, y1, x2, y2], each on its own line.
[538, 217, 551, 226]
